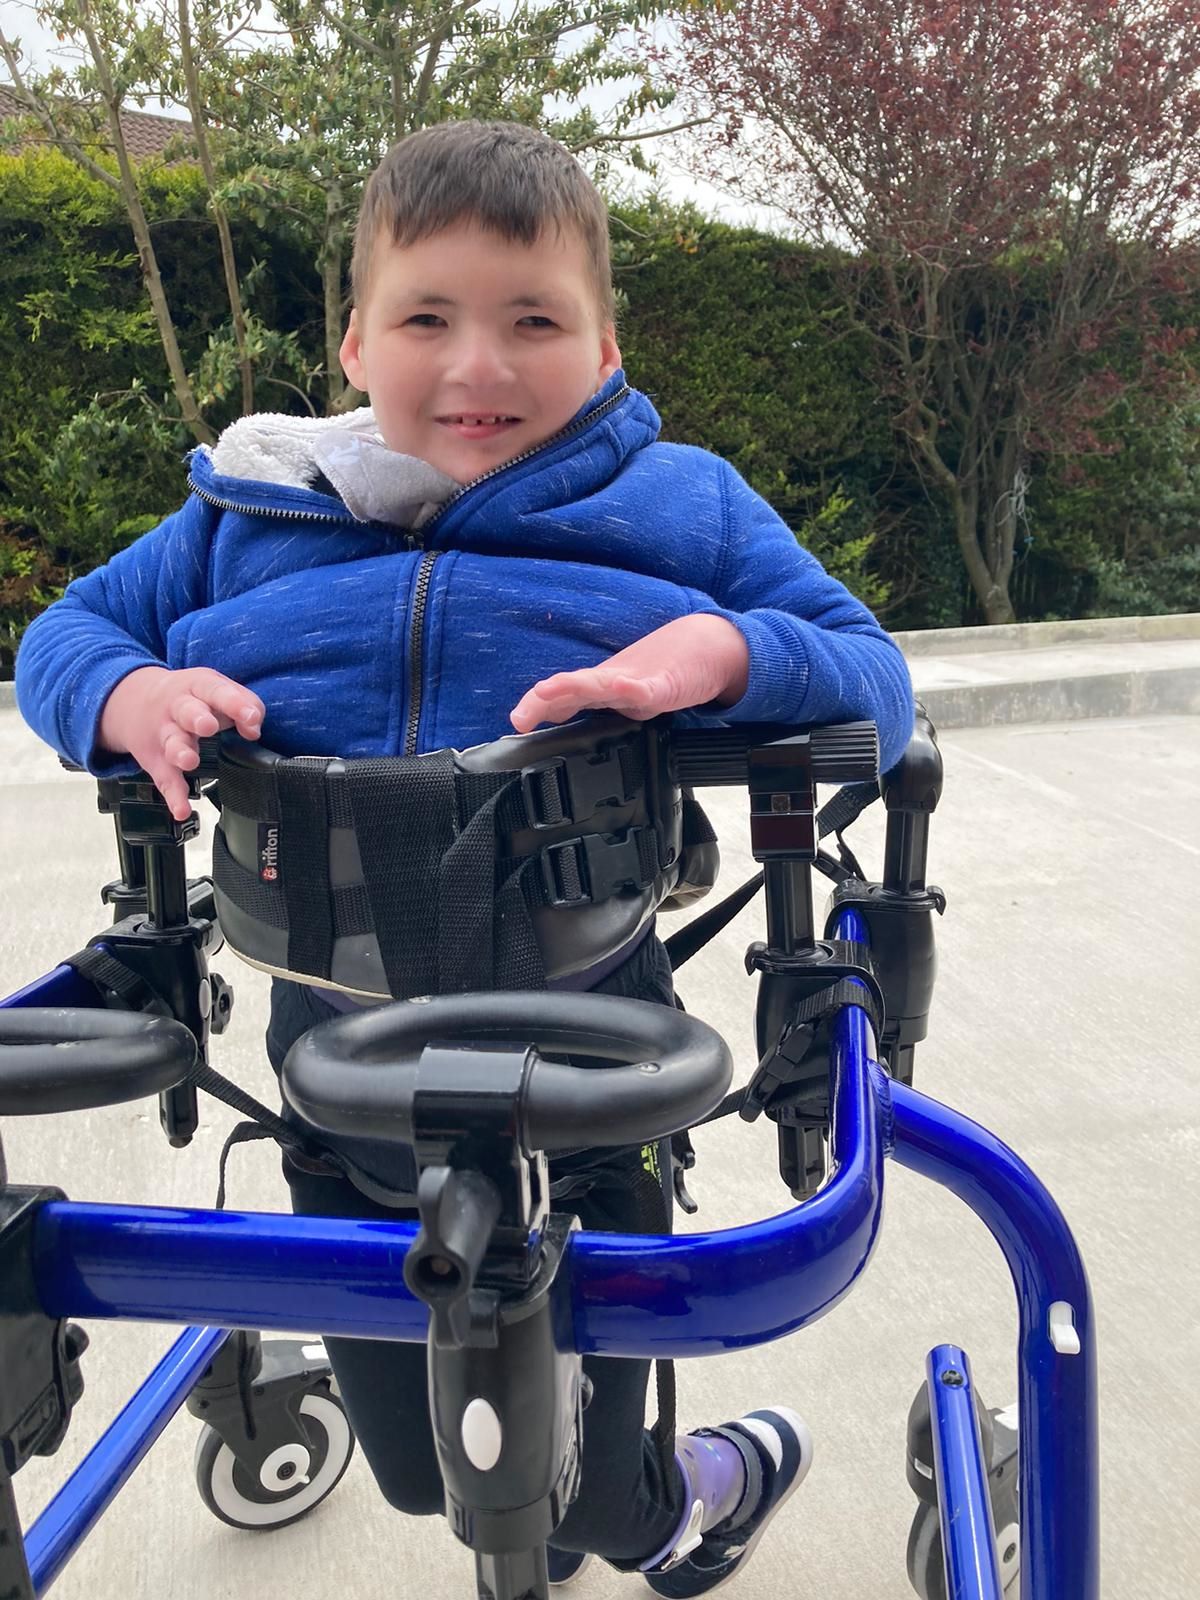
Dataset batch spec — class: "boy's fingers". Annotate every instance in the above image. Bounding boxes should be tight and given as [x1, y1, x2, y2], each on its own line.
[163, 730, 201, 771]
[511, 670, 663, 730]
[143, 757, 192, 822]
[173, 695, 222, 737]
[191, 674, 265, 735]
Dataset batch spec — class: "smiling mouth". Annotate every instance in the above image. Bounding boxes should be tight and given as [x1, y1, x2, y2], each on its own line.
[438, 414, 521, 426]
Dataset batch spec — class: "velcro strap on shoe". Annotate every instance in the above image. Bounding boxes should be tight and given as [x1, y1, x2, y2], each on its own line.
[703, 1425, 765, 1531]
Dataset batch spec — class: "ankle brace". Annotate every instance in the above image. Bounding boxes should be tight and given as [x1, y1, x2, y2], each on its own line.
[637, 1428, 764, 1573]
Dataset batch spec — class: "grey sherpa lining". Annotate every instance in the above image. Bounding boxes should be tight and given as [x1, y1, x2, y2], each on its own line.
[207, 406, 384, 490]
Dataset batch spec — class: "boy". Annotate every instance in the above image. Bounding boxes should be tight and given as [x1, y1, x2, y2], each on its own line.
[17, 120, 914, 1590]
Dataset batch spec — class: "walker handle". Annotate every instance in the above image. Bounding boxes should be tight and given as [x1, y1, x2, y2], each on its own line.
[281, 991, 732, 1152]
[0, 1010, 197, 1115]
[671, 720, 879, 788]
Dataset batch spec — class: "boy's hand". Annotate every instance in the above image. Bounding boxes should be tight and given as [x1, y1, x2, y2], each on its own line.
[510, 615, 750, 733]
[98, 665, 265, 821]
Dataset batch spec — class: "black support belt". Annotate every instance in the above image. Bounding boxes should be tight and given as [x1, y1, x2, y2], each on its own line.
[212, 733, 666, 1003]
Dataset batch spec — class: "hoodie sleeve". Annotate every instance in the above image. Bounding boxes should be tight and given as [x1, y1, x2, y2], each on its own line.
[15, 493, 217, 773]
[683, 461, 915, 775]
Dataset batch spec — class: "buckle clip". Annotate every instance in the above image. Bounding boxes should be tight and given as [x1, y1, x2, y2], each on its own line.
[521, 742, 630, 830]
[538, 828, 652, 907]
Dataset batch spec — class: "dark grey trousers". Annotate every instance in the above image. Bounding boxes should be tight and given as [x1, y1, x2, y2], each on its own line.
[265, 933, 684, 1564]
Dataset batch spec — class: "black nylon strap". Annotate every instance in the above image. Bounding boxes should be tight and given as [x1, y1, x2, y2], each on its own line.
[345, 753, 459, 998]
[275, 760, 335, 983]
[816, 780, 880, 839]
[65, 945, 165, 1014]
[213, 760, 278, 823]
[437, 777, 544, 994]
[693, 976, 883, 1129]
[512, 825, 662, 911]
[680, 791, 717, 846]
[494, 859, 550, 990]
[652, 1358, 677, 1483]
[213, 829, 375, 940]
[790, 974, 882, 1036]
[212, 830, 288, 928]
[664, 870, 764, 971]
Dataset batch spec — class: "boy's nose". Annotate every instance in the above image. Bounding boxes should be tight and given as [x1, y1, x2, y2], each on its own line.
[446, 334, 515, 388]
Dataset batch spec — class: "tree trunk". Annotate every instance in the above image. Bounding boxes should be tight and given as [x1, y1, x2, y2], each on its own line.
[177, 0, 254, 415]
[320, 184, 347, 412]
[78, 1, 213, 445]
[951, 476, 1017, 624]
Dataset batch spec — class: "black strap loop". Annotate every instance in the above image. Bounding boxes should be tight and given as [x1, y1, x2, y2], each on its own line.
[275, 759, 335, 983]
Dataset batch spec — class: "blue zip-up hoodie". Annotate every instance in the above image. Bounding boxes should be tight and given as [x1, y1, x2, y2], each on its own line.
[16, 373, 914, 773]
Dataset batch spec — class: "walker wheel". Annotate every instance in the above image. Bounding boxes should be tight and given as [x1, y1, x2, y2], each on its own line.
[905, 1496, 1020, 1598]
[194, 1384, 355, 1531]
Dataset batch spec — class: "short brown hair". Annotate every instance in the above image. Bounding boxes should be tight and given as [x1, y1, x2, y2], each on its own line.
[351, 120, 615, 323]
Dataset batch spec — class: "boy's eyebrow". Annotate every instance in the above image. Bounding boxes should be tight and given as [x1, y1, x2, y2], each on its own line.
[406, 291, 574, 310]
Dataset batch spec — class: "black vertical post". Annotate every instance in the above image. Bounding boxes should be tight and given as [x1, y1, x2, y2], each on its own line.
[0, 1472, 35, 1600]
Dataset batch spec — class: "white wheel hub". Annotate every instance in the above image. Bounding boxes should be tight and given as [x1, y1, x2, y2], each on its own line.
[259, 1442, 313, 1490]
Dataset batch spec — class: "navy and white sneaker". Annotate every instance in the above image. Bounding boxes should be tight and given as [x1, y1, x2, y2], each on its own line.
[547, 1548, 594, 1586]
[643, 1408, 814, 1598]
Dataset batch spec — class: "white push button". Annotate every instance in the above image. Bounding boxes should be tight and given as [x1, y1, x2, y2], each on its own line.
[1049, 1301, 1081, 1355]
[462, 1398, 503, 1471]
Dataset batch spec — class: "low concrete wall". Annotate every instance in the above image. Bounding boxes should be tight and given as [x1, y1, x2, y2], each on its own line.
[893, 612, 1200, 656]
[915, 664, 1200, 729]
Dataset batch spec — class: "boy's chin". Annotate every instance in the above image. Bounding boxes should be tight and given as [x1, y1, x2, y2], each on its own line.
[432, 433, 534, 484]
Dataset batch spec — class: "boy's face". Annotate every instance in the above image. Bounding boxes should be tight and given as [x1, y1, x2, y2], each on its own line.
[341, 219, 622, 485]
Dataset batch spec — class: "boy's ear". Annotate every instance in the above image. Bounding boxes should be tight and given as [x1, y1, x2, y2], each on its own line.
[599, 323, 621, 385]
[340, 309, 368, 391]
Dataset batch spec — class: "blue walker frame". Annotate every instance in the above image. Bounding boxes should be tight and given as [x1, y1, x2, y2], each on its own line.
[0, 722, 1099, 1600]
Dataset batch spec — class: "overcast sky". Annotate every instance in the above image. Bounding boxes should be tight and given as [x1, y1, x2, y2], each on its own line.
[0, 0, 793, 235]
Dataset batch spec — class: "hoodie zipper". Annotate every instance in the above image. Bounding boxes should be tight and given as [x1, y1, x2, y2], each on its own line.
[400, 382, 630, 754]
[189, 481, 421, 547]
[403, 551, 438, 755]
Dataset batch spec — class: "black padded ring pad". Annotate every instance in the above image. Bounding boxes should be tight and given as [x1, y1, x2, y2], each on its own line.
[0, 1009, 197, 1116]
[282, 991, 733, 1153]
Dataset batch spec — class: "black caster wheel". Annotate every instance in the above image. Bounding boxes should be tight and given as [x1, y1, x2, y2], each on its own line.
[905, 1494, 1020, 1599]
[194, 1383, 355, 1530]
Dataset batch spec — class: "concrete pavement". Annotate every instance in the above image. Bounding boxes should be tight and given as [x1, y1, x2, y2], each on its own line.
[1, 706, 1198, 1598]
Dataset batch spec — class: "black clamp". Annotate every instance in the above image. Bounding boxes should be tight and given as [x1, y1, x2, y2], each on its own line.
[521, 739, 634, 829]
[1, 1187, 89, 1477]
[740, 941, 886, 1124]
[405, 1041, 547, 1347]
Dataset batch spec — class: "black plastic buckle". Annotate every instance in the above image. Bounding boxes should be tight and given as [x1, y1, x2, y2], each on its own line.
[538, 828, 652, 907]
[521, 742, 631, 830]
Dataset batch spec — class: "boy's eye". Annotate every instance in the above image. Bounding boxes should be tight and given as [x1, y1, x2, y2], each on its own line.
[518, 315, 556, 328]
[404, 313, 445, 328]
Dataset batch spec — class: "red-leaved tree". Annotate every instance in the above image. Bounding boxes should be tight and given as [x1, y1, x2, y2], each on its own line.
[667, 0, 1200, 621]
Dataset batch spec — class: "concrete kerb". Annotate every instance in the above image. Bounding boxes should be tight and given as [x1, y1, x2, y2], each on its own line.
[898, 613, 1200, 728]
[893, 611, 1200, 655]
